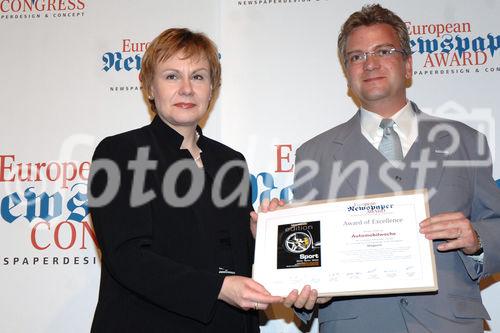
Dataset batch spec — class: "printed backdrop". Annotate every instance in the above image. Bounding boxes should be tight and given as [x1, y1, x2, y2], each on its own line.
[1, 0, 499, 332]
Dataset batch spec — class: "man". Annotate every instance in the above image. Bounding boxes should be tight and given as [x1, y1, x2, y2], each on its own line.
[275, 4, 500, 333]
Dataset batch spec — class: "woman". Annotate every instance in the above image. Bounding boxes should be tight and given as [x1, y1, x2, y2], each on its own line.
[88, 28, 282, 333]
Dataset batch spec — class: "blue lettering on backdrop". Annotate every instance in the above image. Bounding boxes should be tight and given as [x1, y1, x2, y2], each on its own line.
[66, 183, 89, 223]
[410, 33, 500, 57]
[1, 187, 86, 224]
[24, 187, 62, 222]
[1, 192, 22, 223]
[250, 172, 292, 204]
[102, 52, 142, 72]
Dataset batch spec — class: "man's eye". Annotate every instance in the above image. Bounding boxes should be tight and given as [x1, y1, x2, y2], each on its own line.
[377, 49, 393, 56]
[350, 53, 363, 62]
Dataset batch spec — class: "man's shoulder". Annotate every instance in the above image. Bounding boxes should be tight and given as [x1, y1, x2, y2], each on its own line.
[418, 111, 481, 136]
[297, 114, 358, 154]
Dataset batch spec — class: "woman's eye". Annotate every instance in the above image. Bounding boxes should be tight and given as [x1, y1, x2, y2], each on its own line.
[193, 74, 204, 80]
[165, 74, 177, 80]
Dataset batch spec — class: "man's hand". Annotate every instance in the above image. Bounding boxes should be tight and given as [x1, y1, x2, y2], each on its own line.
[419, 212, 481, 255]
[249, 198, 286, 238]
[283, 285, 332, 310]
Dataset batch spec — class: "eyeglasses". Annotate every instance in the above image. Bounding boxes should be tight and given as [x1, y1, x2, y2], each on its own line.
[346, 47, 407, 66]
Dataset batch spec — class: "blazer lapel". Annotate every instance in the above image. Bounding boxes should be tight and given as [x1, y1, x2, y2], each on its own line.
[412, 106, 450, 194]
[326, 104, 451, 198]
[328, 111, 390, 197]
[196, 138, 249, 275]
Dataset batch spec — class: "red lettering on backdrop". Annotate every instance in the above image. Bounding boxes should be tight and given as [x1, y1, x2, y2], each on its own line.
[424, 51, 488, 68]
[476, 51, 487, 65]
[35, 162, 46, 181]
[48, 0, 57, 11]
[81, 221, 98, 249]
[31, 221, 98, 250]
[79, 161, 90, 180]
[0, 155, 15, 181]
[54, 221, 77, 250]
[77, 0, 85, 10]
[1, 155, 91, 190]
[275, 144, 294, 173]
[46, 162, 61, 181]
[31, 221, 51, 250]
[18, 163, 32, 182]
[35, 0, 45, 11]
[122, 39, 131, 52]
[58, 0, 67, 10]
[66, 0, 76, 10]
[10, 0, 21, 12]
[0, 1, 9, 12]
[61, 162, 78, 189]
[450, 53, 461, 66]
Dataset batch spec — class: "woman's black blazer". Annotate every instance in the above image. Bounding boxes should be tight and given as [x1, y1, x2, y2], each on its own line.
[88, 116, 258, 333]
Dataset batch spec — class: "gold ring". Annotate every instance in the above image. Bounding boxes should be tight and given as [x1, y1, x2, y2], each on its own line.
[254, 302, 259, 311]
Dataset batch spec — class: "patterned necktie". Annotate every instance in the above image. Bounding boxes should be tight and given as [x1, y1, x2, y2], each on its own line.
[378, 118, 403, 161]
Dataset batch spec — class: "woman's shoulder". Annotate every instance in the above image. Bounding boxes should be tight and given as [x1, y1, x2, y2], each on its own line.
[92, 124, 151, 161]
[201, 135, 245, 161]
[100, 124, 151, 146]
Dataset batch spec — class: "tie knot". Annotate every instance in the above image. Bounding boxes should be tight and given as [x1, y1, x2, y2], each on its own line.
[379, 118, 395, 130]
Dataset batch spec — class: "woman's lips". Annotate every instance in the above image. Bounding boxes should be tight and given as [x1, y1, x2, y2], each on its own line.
[174, 103, 196, 109]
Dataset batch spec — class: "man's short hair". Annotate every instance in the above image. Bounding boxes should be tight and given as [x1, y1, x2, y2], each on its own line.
[337, 4, 411, 66]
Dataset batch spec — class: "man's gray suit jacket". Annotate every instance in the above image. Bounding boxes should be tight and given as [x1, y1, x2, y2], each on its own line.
[293, 103, 500, 333]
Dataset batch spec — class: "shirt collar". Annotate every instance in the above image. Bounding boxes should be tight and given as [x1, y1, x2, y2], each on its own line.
[360, 101, 415, 140]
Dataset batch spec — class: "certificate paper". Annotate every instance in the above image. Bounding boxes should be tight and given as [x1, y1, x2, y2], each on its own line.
[253, 190, 437, 297]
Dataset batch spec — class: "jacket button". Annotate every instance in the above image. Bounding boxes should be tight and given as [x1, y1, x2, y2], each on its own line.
[400, 298, 408, 306]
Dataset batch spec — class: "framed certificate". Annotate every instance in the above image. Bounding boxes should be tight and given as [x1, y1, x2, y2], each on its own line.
[252, 190, 438, 297]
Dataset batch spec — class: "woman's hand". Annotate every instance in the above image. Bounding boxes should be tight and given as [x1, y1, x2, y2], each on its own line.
[218, 276, 283, 311]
